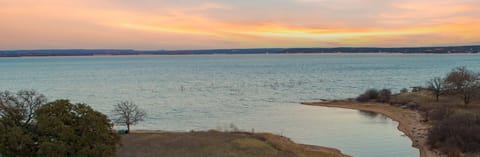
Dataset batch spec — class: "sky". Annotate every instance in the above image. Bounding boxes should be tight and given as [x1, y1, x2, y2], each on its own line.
[1, 0, 480, 50]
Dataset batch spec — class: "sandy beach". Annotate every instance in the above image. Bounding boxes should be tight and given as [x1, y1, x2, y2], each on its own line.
[302, 100, 445, 157]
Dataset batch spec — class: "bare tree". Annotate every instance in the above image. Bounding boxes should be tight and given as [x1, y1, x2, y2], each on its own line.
[0, 90, 47, 125]
[427, 77, 444, 102]
[443, 67, 480, 106]
[112, 101, 146, 133]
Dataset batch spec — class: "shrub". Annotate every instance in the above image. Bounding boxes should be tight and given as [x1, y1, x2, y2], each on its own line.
[400, 88, 409, 93]
[377, 89, 392, 103]
[356, 94, 370, 102]
[428, 111, 480, 153]
[364, 89, 379, 99]
[356, 89, 379, 102]
[429, 106, 455, 122]
[356, 88, 392, 103]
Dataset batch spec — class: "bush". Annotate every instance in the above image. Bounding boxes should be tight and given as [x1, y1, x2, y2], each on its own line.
[356, 89, 379, 102]
[364, 89, 379, 99]
[356, 94, 370, 102]
[428, 111, 480, 153]
[377, 89, 392, 103]
[429, 106, 455, 122]
[356, 88, 392, 103]
[400, 88, 409, 93]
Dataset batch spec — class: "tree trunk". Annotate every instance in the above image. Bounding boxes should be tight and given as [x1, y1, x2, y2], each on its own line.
[127, 124, 130, 134]
[463, 93, 470, 107]
[424, 111, 430, 122]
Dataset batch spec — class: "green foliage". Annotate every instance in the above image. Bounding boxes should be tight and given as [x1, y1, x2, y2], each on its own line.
[0, 90, 118, 157]
[0, 126, 36, 157]
[36, 142, 68, 157]
[35, 100, 119, 157]
[0, 90, 46, 157]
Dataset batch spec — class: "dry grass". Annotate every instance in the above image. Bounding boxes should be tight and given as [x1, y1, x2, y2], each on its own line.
[391, 91, 480, 109]
[116, 130, 347, 157]
[391, 91, 480, 156]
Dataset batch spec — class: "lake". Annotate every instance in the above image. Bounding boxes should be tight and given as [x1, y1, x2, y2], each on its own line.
[1, 54, 479, 157]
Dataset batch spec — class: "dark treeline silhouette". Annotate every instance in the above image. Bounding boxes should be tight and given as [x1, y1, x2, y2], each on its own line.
[1, 45, 480, 57]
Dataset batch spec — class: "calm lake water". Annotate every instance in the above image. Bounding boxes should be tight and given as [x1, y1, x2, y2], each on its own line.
[1, 54, 480, 157]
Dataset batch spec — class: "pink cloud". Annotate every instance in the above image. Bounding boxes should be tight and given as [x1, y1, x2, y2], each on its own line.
[0, 0, 479, 49]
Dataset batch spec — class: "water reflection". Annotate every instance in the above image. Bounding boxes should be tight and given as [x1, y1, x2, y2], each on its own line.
[358, 110, 390, 122]
[358, 110, 379, 118]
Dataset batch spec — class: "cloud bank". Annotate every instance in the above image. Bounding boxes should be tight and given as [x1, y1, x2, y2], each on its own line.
[1, 0, 479, 49]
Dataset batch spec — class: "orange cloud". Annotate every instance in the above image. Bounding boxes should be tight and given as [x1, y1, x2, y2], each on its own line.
[0, 0, 479, 49]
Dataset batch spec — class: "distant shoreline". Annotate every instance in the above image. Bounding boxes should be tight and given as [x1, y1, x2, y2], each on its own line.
[1, 45, 479, 57]
[302, 100, 445, 157]
[0, 52, 479, 58]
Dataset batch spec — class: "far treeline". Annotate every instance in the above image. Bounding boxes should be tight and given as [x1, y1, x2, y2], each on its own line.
[356, 66, 480, 156]
[0, 90, 146, 157]
[1, 45, 480, 57]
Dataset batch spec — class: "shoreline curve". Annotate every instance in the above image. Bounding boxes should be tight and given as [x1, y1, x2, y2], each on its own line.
[302, 100, 445, 157]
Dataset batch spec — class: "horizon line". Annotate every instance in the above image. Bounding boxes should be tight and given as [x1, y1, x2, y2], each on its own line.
[1, 44, 480, 52]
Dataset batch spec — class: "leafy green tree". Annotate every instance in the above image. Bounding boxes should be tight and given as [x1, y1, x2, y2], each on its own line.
[0, 90, 46, 157]
[1, 90, 118, 157]
[35, 100, 119, 157]
[0, 125, 36, 157]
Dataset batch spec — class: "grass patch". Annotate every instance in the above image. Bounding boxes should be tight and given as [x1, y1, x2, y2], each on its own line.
[117, 131, 346, 157]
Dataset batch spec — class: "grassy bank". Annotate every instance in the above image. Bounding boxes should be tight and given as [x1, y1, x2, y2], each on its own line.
[117, 130, 349, 157]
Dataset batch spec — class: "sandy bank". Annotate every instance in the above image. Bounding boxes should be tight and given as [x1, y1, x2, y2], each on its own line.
[118, 130, 350, 157]
[302, 100, 445, 157]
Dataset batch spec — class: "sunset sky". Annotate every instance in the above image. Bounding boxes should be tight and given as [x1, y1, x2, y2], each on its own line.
[1, 0, 480, 50]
